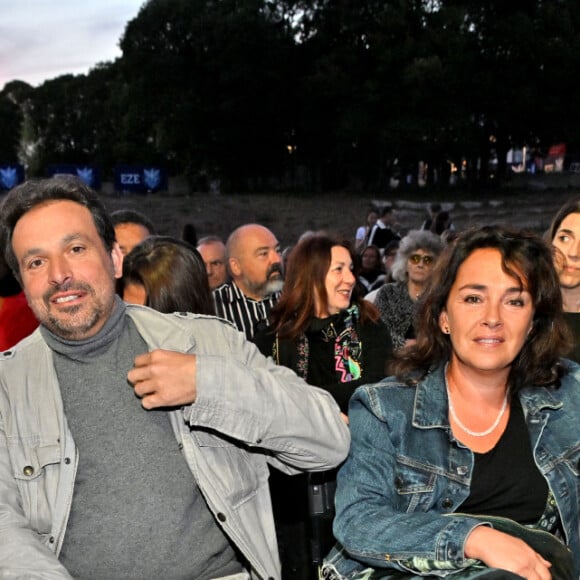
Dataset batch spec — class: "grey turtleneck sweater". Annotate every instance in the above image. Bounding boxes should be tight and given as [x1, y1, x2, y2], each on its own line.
[42, 298, 243, 580]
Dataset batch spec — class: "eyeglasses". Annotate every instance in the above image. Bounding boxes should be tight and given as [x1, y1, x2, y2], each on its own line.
[409, 254, 434, 265]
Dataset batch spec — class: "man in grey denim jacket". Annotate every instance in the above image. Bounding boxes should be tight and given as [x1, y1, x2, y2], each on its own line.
[0, 176, 350, 580]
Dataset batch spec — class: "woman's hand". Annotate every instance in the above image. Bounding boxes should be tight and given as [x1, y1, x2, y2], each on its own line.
[465, 526, 552, 580]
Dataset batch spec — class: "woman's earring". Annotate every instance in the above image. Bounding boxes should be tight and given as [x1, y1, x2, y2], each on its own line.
[443, 326, 450, 334]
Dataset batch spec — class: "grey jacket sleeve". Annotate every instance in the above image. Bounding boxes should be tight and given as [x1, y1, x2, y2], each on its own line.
[183, 321, 351, 474]
[0, 423, 73, 579]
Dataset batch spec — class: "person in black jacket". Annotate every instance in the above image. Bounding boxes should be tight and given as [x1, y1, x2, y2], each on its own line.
[253, 233, 392, 580]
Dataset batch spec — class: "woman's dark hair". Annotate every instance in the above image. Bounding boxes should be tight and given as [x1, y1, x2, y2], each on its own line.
[391, 226, 572, 392]
[121, 236, 215, 315]
[0, 175, 116, 277]
[270, 233, 379, 339]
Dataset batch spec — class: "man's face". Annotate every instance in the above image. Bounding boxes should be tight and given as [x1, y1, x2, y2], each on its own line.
[230, 226, 283, 300]
[381, 211, 396, 226]
[114, 222, 151, 256]
[12, 200, 123, 340]
[197, 241, 228, 289]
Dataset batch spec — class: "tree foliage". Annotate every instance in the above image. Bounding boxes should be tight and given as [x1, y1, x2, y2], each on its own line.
[4, 0, 580, 192]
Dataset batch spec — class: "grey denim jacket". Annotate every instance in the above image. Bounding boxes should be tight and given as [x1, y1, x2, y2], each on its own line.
[0, 305, 350, 579]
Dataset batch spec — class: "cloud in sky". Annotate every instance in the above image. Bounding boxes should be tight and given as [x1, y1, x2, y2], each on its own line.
[0, 0, 144, 89]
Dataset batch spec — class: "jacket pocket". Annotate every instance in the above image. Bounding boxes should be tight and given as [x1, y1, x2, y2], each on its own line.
[11, 442, 60, 533]
[191, 429, 268, 508]
[393, 457, 437, 512]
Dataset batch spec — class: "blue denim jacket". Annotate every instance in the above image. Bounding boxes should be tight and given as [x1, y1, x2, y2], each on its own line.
[327, 363, 580, 578]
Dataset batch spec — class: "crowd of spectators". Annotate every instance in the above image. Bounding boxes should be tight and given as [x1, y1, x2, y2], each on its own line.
[0, 177, 577, 579]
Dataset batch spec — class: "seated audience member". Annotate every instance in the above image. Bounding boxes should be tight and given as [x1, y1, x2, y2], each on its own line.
[214, 223, 284, 339]
[367, 205, 401, 250]
[110, 209, 156, 256]
[363, 240, 400, 303]
[421, 203, 455, 236]
[548, 198, 580, 362]
[254, 233, 392, 580]
[0, 175, 350, 579]
[196, 235, 229, 290]
[431, 210, 455, 236]
[421, 202, 441, 231]
[354, 207, 379, 253]
[367, 230, 443, 350]
[357, 244, 385, 295]
[325, 226, 578, 580]
[121, 236, 215, 315]
[0, 255, 38, 350]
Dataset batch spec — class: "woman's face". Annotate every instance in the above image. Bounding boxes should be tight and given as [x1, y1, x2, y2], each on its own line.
[316, 245, 356, 317]
[367, 211, 378, 228]
[123, 282, 147, 305]
[439, 248, 534, 376]
[361, 247, 380, 270]
[552, 212, 580, 289]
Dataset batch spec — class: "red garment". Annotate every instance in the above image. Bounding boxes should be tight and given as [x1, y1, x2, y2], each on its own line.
[0, 292, 39, 350]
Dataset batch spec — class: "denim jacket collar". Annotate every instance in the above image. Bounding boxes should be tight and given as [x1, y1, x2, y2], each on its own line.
[412, 363, 564, 431]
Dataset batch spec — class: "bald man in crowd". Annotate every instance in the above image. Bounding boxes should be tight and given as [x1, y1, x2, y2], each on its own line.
[213, 224, 283, 339]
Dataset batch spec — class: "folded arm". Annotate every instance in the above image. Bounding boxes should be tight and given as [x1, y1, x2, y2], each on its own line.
[129, 321, 350, 474]
[187, 337, 350, 474]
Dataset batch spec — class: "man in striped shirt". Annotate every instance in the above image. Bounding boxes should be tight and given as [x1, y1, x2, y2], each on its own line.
[213, 223, 283, 339]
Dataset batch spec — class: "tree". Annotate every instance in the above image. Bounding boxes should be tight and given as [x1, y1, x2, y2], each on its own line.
[0, 81, 30, 163]
[120, 0, 297, 190]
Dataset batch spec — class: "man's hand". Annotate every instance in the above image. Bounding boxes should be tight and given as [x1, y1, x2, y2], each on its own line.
[127, 349, 197, 409]
[465, 526, 552, 580]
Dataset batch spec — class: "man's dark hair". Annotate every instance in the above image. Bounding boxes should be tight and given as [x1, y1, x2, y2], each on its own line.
[0, 175, 116, 276]
[380, 205, 393, 217]
[110, 209, 156, 235]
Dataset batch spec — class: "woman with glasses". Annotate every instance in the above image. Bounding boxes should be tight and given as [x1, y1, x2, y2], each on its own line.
[366, 229, 444, 351]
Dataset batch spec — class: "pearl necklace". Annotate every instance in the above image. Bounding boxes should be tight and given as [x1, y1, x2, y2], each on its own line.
[446, 374, 509, 438]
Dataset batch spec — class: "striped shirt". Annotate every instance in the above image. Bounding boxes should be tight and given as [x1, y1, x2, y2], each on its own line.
[213, 281, 280, 340]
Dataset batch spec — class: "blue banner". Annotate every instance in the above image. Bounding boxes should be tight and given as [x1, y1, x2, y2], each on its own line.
[46, 165, 101, 189]
[114, 165, 168, 194]
[0, 164, 25, 190]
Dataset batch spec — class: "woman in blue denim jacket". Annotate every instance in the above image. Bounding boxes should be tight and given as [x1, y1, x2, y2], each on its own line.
[325, 227, 579, 579]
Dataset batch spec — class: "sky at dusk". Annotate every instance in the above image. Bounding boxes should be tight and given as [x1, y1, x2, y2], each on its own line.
[1, 0, 144, 89]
